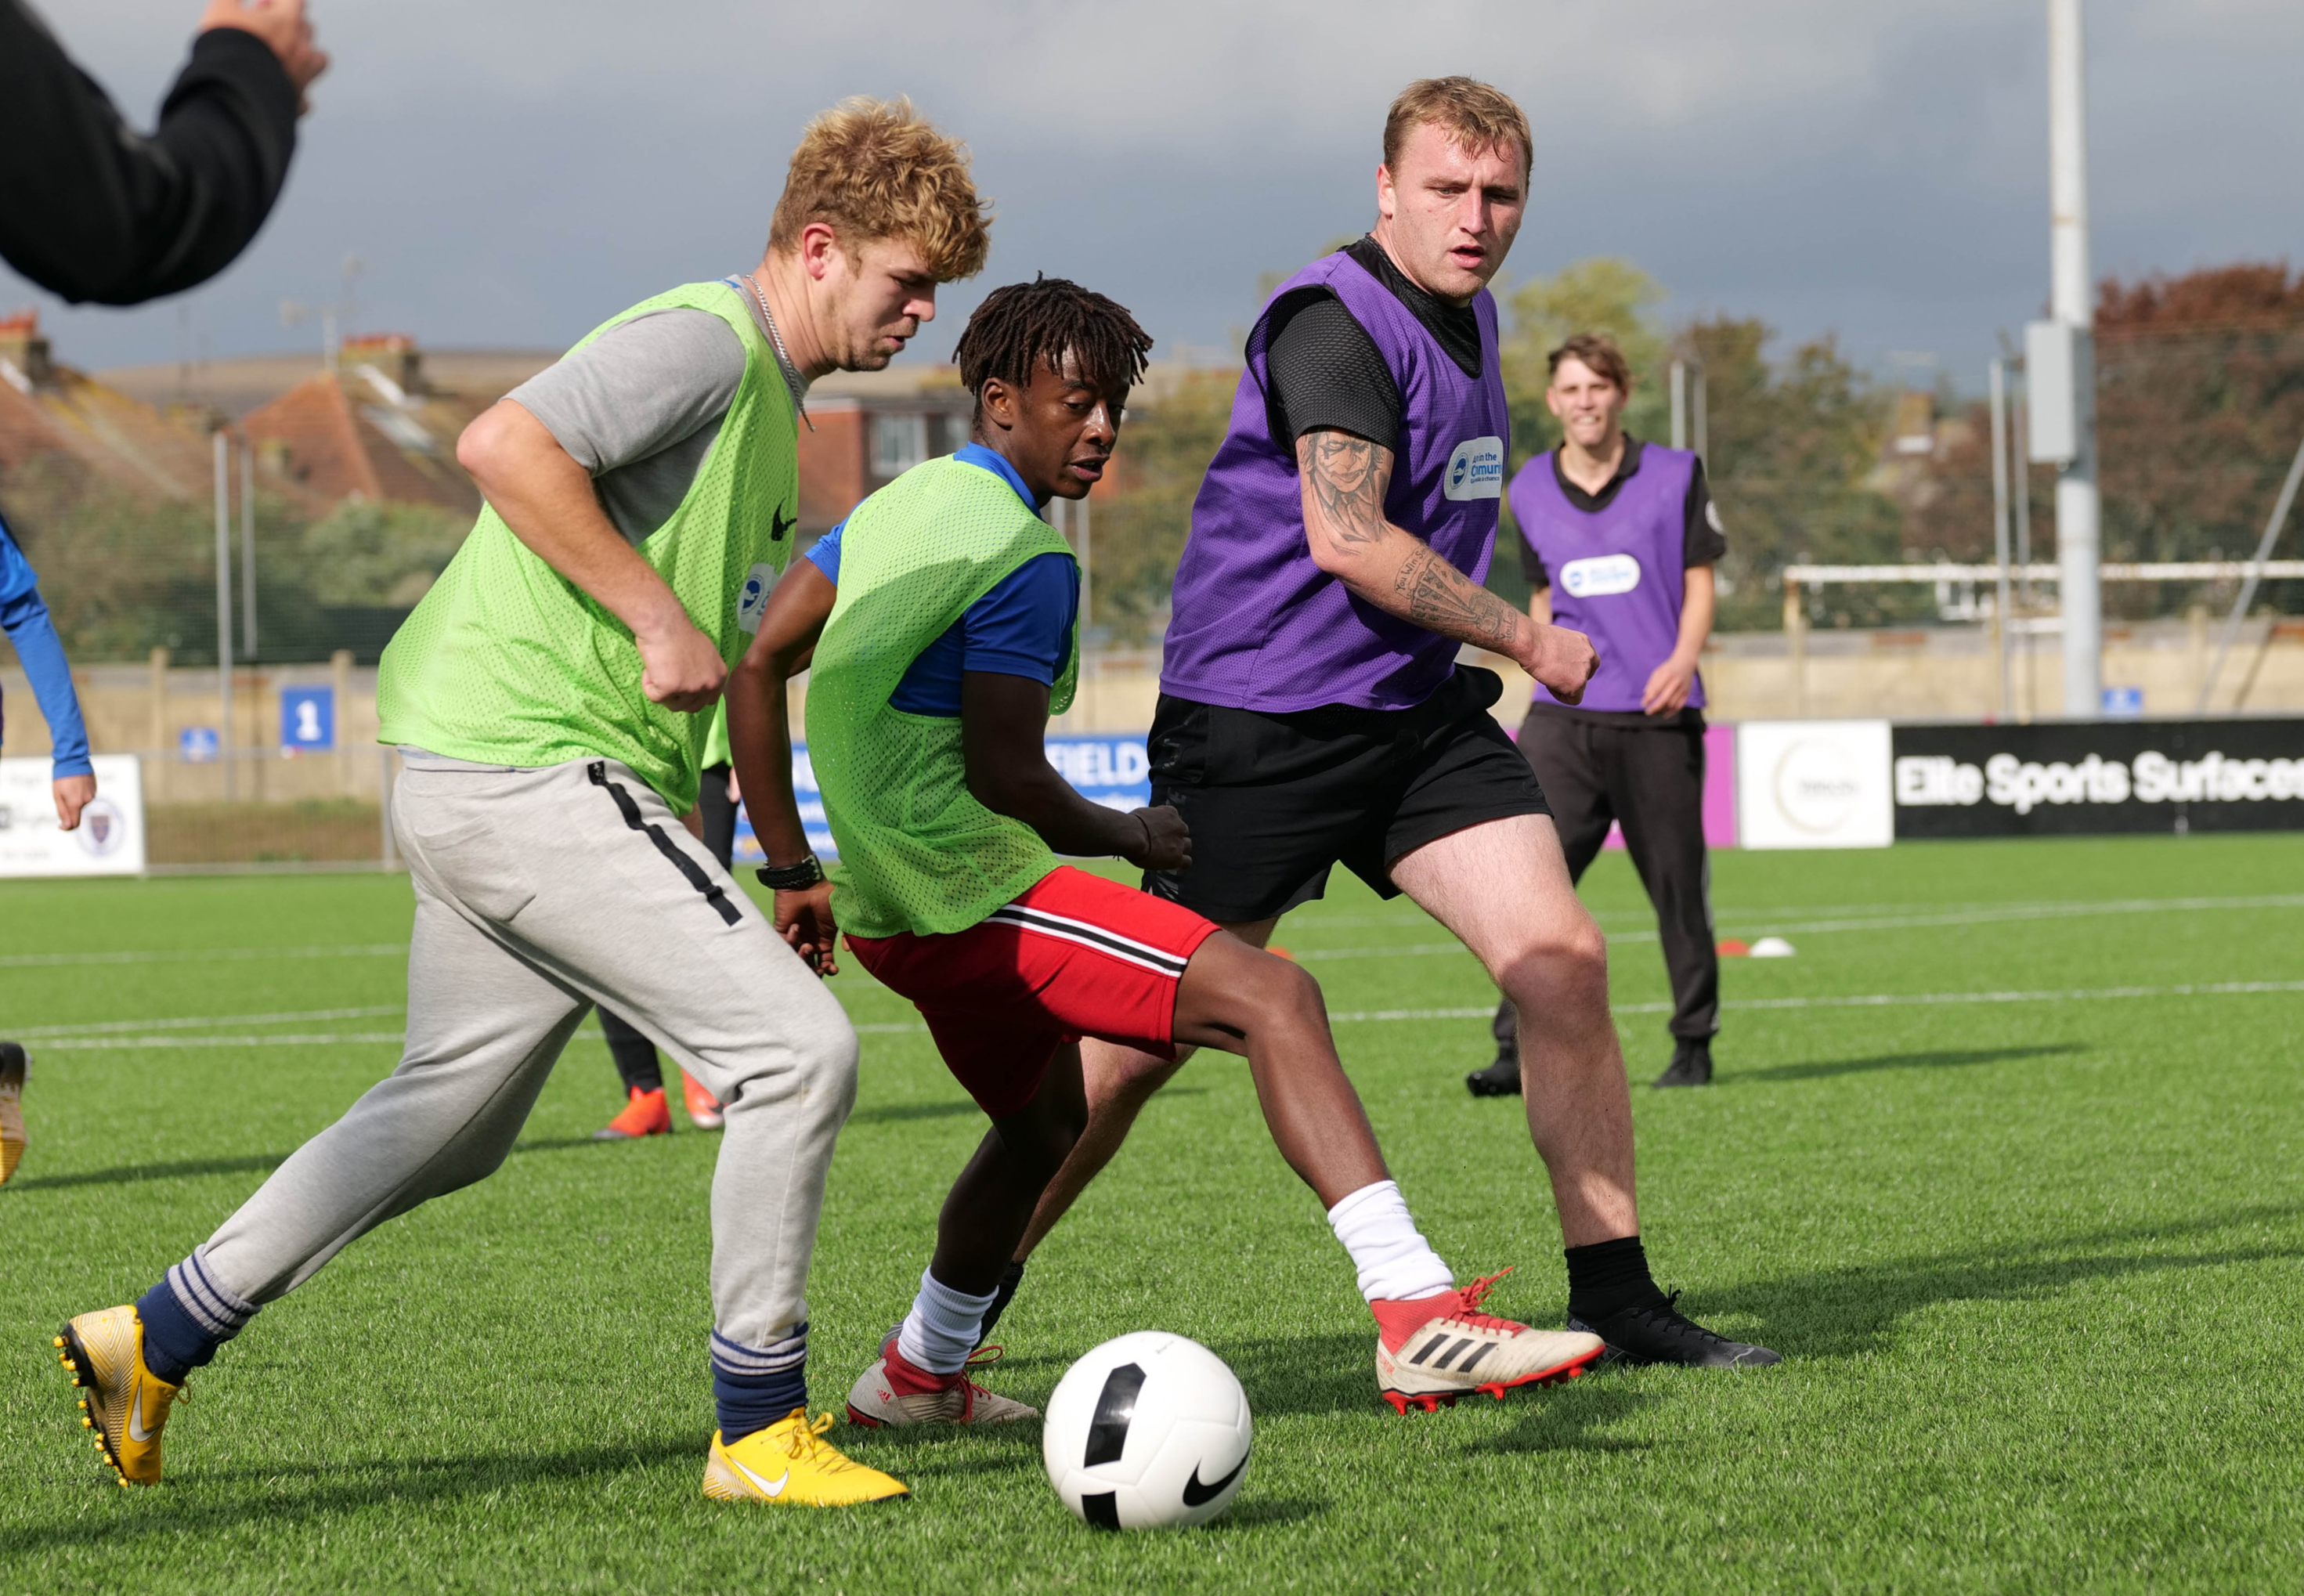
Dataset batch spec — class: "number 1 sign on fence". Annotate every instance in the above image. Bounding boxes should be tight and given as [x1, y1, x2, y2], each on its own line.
[280, 687, 336, 754]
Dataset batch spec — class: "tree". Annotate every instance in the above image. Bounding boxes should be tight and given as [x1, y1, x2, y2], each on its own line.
[1678, 316, 1909, 630]
[1499, 257, 1670, 461]
[1088, 369, 1240, 645]
[2092, 262, 2304, 616]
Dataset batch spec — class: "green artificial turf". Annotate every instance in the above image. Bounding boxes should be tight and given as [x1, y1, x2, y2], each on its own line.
[2, 835, 2302, 1593]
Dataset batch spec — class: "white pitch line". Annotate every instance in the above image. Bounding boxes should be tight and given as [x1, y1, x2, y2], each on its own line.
[13, 1006, 403, 1039]
[1289, 893, 2304, 959]
[1324, 980, 2304, 1023]
[35, 1031, 409, 1051]
[30, 980, 2303, 1052]
[0, 944, 406, 970]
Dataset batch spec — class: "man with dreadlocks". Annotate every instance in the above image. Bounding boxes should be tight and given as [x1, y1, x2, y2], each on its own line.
[728, 276, 1605, 1424]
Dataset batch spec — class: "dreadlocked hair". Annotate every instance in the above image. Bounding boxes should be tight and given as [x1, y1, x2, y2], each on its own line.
[953, 275, 1154, 420]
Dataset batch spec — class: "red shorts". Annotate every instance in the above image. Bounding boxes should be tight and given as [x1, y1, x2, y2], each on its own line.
[843, 866, 1222, 1118]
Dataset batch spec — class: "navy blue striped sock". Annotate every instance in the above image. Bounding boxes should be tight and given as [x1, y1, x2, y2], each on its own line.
[711, 1325, 807, 1444]
[136, 1249, 258, 1385]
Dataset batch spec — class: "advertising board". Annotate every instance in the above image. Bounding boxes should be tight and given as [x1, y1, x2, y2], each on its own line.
[1892, 719, 2304, 838]
[1734, 720, 1894, 849]
[729, 736, 1154, 864]
[0, 755, 146, 876]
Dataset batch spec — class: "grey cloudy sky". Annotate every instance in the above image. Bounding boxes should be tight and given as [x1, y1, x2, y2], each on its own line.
[13, 0, 2303, 392]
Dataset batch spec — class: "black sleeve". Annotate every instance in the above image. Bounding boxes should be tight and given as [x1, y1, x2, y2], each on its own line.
[1262, 289, 1404, 450]
[1685, 457, 1728, 567]
[1516, 467, 1551, 589]
[0, 5, 300, 305]
[1520, 537, 1549, 590]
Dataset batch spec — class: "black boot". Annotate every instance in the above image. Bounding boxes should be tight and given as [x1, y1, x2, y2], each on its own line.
[1464, 1056, 1521, 1097]
[1652, 1037, 1714, 1089]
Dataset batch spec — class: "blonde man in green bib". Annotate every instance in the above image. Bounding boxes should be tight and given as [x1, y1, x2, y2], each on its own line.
[54, 98, 984, 1508]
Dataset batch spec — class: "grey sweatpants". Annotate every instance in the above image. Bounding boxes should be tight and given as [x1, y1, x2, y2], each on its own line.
[197, 756, 858, 1354]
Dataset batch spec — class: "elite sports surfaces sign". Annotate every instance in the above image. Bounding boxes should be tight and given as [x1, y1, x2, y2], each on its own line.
[1891, 720, 2304, 837]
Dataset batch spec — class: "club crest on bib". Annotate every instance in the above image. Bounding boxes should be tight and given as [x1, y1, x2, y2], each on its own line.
[1443, 435, 1504, 500]
[736, 562, 778, 634]
[1559, 553, 1642, 598]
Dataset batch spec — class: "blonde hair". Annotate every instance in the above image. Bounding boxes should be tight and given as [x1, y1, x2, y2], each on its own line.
[1382, 77, 1533, 178]
[768, 97, 990, 282]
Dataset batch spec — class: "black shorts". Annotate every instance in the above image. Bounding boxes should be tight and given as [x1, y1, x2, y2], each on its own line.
[1142, 666, 1551, 924]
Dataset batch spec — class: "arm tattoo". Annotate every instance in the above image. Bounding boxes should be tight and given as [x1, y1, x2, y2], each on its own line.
[1393, 544, 1522, 651]
[1298, 430, 1391, 546]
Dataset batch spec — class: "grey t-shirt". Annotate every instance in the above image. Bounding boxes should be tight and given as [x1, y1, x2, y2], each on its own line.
[505, 287, 786, 545]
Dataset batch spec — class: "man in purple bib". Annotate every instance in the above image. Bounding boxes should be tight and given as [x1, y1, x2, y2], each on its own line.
[1469, 334, 1728, 1096]
[979, 78, 1775, 1372]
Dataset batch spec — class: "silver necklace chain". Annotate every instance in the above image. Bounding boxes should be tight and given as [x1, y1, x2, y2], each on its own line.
[742, 270, 810, 422]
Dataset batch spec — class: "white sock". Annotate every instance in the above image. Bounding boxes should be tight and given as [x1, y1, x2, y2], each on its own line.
[1327, 1179, 1454, 1303]
[895, 1268, 999, 1376]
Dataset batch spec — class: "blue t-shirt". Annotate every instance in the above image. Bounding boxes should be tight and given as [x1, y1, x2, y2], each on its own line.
[0, 512, 92, 777]
[807, 444, 1079, 718]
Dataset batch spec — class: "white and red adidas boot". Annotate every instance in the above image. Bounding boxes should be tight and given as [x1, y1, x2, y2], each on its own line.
[1372, 1269, 1604, 1414]
[844, 1334, 1037, 1428]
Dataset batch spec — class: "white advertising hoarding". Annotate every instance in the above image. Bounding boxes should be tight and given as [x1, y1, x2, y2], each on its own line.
[1735, 720, 1893, 849]
[0, 756, 146, 876]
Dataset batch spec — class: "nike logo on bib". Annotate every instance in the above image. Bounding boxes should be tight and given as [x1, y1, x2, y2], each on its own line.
[771, 505, 795, 542]
[1559, 553, 1642, 598]
[730, 1457, 790, 1497]
[1182, 1455, 1246, 1505]
[1443, 435, 1504, 500]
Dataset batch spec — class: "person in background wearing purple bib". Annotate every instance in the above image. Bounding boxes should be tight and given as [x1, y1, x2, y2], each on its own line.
[970, 78, 1776, 1372]
[1468, 334, 1727, 1096]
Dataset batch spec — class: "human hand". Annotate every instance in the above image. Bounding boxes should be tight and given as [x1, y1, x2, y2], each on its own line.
[724, 767, 742, 805]
[775, 881, 839, 977]
[1125, 806, 1190, 872]
[636, 620, 728, 713]
[198, 0, 329, 103]
[1641, 655, 1698, 717]
[52, 774, 96, 830]
[1526, 624, 1599, 707]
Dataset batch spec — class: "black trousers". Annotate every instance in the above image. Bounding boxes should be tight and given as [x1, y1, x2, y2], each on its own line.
[602, 764, 739, 1092]
[1492, 709, 1717, 1061]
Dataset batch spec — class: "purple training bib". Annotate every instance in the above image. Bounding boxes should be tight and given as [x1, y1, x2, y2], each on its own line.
[1511, 444, 1703, 713]
[1160, 251, 1509, 713]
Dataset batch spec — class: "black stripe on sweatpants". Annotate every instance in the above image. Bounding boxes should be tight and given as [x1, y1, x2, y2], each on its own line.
[588, 762, 742, 926]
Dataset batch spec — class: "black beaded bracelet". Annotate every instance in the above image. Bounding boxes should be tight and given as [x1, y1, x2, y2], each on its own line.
[756, 856, 825, 890]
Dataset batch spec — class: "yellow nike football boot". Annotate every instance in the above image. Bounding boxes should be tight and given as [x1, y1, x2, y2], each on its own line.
[0, 1041, 27, 1185]
[702, 1410, 909, 1507]
[55, 1305, 184, 1486]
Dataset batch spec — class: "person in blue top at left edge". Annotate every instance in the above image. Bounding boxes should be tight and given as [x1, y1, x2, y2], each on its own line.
[0, 503, 96, 1188]
[0, 507, 95, 829]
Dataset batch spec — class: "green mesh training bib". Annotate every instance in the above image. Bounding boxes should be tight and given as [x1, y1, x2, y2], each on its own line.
[808, 457, 1078, 938]
[376, 281, 796, 811]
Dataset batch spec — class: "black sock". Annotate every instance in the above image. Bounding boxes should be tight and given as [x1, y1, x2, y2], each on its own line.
[1565, 1235, 1667, 1322]
[975, 1258, 1027, 1341]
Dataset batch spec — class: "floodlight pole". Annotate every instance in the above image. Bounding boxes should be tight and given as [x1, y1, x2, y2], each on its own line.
[1989, 359, 2014, 717]
[240, 439, 257, 661]
[1669, 361, 1687, 451]
[2049, 0, 2102, 717]
[213, 429, 235, 800]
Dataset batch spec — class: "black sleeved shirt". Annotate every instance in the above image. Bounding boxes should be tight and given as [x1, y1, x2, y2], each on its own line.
[1262, 234, 1484, 448]
[1519, 438, 1728, 588]
[0, 2, 301, 305]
